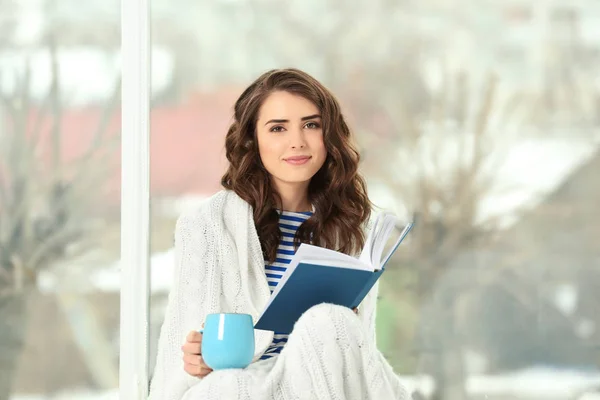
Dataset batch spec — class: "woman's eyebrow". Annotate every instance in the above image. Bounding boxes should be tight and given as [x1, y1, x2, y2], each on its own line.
[265, 118, 288, 125]
[301, 114, 321, 121]
[264, 114, 321, 126]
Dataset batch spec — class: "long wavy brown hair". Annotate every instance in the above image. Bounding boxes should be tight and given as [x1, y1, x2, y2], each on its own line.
[221, 68, 371, 263]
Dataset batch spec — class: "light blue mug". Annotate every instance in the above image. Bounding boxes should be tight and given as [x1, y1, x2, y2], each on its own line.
[200, 313, 255, 370]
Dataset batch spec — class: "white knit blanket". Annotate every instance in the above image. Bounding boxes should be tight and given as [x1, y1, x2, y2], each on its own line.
[148, 190, 409, 400]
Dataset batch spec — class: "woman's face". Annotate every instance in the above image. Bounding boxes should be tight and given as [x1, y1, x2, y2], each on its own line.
[255, 91, 327, 193]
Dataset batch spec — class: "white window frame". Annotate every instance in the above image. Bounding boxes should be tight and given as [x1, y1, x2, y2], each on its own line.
[120, 0, 151, 398]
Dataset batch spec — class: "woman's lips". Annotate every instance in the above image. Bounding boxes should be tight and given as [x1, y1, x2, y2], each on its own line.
[284, 156, 311, 165]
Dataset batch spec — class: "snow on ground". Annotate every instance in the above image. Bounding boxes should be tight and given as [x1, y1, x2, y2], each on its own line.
[11, 368, 600, 399]
[396, 367, 600, 399]
[465, 367, 600, 399]
[11, 388, 118, 400]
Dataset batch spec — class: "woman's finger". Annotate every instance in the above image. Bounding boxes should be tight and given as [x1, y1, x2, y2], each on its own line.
[183, 353, 203, 366]
[186, 330, 203, 343]
[181, 341, 202, 355]
[183, 361, 212, 378]
[183, 363, 208, 377]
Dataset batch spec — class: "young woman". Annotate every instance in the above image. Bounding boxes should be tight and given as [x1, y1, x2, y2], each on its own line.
[149, 68, 408, 400]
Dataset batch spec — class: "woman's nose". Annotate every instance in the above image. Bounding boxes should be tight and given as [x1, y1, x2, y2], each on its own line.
[290, 127, 307, 148]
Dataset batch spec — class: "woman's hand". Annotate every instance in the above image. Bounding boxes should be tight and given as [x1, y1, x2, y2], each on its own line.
[182, 330, 213, 378]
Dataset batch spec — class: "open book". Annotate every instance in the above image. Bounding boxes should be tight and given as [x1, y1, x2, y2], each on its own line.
[254, 212, 414, 334]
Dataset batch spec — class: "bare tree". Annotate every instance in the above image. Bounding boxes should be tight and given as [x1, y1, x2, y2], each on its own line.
[356, 60, 531, 398]
[0, 37, 120, 396]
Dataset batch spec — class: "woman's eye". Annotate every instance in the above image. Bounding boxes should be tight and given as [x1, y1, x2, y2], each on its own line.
[305, 121, 320, 129]
[270, 126, 285, 132]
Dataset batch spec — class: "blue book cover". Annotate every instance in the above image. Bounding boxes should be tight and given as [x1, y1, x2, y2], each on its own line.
[254, 216, 413, 334]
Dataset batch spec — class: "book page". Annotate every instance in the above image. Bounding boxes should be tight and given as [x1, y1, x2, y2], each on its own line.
[299, 257, 371, 271]
[380, 221, 414, 268]
[360, 212, 414, 270]
[372, 214, 396, 266]
[358, 213, 384, 265]
[293, 244, 368, 268]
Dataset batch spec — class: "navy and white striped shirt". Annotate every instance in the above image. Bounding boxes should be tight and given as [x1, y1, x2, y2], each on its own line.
[260, 210, 312, 360]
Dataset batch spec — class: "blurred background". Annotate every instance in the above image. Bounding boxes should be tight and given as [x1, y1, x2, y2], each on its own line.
[1, 0, 600, 399]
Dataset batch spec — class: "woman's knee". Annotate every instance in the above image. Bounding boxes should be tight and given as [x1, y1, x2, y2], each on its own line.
[290, 303, 371, 360]
[295, 303, 358, 332]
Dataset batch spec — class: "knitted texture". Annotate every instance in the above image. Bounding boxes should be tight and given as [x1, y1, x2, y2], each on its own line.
[148, 190, 409, 400]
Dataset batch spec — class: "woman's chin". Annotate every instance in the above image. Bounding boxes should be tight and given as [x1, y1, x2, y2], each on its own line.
[274, 175, 315, 186]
